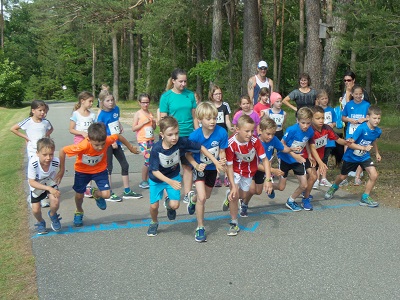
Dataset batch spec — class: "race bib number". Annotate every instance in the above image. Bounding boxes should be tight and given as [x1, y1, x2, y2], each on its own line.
[33, 177, 58, 196]
[159, 150, 180, 168]
[216, 112, 224, 124]
[235, 148, 256, 162]
[291, 140, 307, 154]
[314, 135, 328, 149]
[108, 120, 121, 135]
[82, 154, 103, 166]
[271, 114, 284, 127]
[200, 146, 219, 164]
[349, 123, 360, 135]
[324, 112, 332, 124]
[76, 120, 93, 132]
[353, 149, 367, 157]
[144, 126, 154, 139]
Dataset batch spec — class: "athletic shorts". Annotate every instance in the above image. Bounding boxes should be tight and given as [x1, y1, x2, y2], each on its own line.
[279, 159, 306, 178]
[149, 174, 181, 204]
[305, 158, 319, 171]
[73, 169, 110, 194]
[253, 170, 265, 184]
[29, 190, 49, 204]
[340, 159, 375, 175]
[233, 172, 253, 192]
[193, 169, 217, 188]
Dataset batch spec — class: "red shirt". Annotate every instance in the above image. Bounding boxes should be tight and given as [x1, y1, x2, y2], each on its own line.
[254, 102, 270, 117]
[304, 124, 339, 159]
[226, 134, 266, 178]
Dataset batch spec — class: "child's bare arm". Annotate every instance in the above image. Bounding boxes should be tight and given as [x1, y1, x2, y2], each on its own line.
[185, 152, 206, 172]
[200, 146, 224, 172]
[152, 170, 181, 190]
[372, 140, 381, 162]
[117, 134, 140, 154]
[28, 178, 60, 198]
[10, 124, 29, 142]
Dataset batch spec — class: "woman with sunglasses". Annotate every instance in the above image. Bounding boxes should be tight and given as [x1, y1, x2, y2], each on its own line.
[340, 71, 370, 109]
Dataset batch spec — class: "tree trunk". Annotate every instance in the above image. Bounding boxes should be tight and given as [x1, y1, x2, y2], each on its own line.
[299, 0, 305, 75]
[305, 0, 322, 89]
[111, 29, 119, 102]
[224, 0, 236, 60]
[0, 0, 3, 49]
[137, 35, 142, 80]
[146, 43, 151, 93]
[129, 22, 135, 101]
[211, 0, 223, 60]
[241, 0, 261, 94]
[322, 0, 353, 100]
[272, 0, 277, 86]
[92, 36, 96, 97]
[277, 0, 285, 92]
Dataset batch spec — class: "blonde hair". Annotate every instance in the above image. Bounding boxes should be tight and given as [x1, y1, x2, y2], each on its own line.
[297, 107, 313, 120]
[236, 114, 254, 128]
[259, 116, 277, 131]
[99, 93, 116, 110]
[74, 91, 94, 111]
[195, 101, 218, 120]
[159, 116, 179, 133]
[37, 137, 55, 152]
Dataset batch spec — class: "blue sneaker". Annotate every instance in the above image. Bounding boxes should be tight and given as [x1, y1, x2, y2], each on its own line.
[359, 195, 379, 208]
[195, 227, 207, 242]
[48, 211, 62, 231]
[285, 200, 302, 211]
[267, 189, 275, 199]
[164, 197, 176, 220]
[301, 198, 313, 211]
[239, 200, 248, 217]
[73, 212, 84, 227]
[187, 200, 196, 215]
[301, 192, 313, 200]
[147, 222, 158, 236]
[91, 188, 107, 210]
[35, 221, 48, 235]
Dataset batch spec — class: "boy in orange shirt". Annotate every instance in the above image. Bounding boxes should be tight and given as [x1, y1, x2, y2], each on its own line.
[59, 122, 139, 227]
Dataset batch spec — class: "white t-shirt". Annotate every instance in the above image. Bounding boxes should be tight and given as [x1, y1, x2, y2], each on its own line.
[27, 156, 60, 198]
[70, 110, 96, 144]
[18, 117, 52, 158]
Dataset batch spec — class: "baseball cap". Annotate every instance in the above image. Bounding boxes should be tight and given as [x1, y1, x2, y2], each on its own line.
[258, 61, 268, 68]
[270, 92, 282, 106]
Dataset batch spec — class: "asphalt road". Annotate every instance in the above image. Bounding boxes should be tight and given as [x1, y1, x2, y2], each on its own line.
[28, 102, 400, 300]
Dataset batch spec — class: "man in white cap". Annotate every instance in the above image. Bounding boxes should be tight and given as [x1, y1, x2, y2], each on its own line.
[247, 60, 274, 105]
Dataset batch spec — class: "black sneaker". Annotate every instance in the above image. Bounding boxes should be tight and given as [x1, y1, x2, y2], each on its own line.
[167, 208, 176, 220]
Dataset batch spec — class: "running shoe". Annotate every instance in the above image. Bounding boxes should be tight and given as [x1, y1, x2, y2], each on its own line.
[195, 227, 207, 242]
[187, 200, 196, 215]
[224, 177, 230, 187]
[313, 179, 320, 190]
[354, 178, 362, 186]
[214, 177, 222, 187]
[91, 188, 107, 210]
[320, 178, 332, 187]
[105, 193, 122, 202]
[239, 201, 248, 217]
[227, 223, 240, 236]
[183, 190, 195, 204]
[301, 198, 313, 211]
[48, 211, 62, 231]
[123, 190, 143, 199]
[35, 221, 48, 235]
[222, 189, 230, 211]
[324, 185, 338, 200]
[339, 179, 348, 187]
[73, 212, 84, 227]
[84, 186, 93, 198]
[147, 222, 158, 236]
[359, 195, 379, 208]
[285, 200, 302, 211]
[164, 197, 176, 220]
[139, 181, 150, 189]
[267, 189, 275, 199]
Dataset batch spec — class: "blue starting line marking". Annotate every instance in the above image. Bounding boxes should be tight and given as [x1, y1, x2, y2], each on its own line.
[32, 202, 359, 239]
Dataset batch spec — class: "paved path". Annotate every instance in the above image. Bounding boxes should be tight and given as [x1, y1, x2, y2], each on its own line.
[29, 102, 400, 300]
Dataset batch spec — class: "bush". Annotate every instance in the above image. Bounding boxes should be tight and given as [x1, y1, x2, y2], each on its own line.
[0, 58, 25, 107]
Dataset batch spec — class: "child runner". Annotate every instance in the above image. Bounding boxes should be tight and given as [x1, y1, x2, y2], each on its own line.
[97, 93, 143, 201]
[146, 116, 221, 237]
[341, 84, 370, 185]
[264, 92, 287, 140]
[325, 106, 382, 207]
[11, 99, 54, 208]
[253, 87, 271, 117]
[232, 95, 260, 136]
[209, 85, 232, 187]
[59, 122, 140, 227]
[132, 93, 156, 189]
[69, 91, 96, 198]
[185, 102, 227, 242]
[239, 117, 296, 216]
[224, 115, 273, 236]
[276, 107, 314, 211]
[27, 138, 62, 234]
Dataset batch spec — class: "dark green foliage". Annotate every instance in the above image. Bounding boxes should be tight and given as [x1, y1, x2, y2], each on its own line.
[0, 57, 25, 107]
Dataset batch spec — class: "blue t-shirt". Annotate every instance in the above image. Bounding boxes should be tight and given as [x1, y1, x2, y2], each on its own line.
[342, 100, 370, 139]
[261, 136, 284, 161]
[278, 123, 314, 164]
[97, 106, 122, 145]
[149, 137, 201, 183]
[189, 126, 228, 170]
[323, 106, 337, 148]
[342, 122, 381, 163]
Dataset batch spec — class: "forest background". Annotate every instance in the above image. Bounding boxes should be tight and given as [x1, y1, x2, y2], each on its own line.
[0, 0, 399, 108]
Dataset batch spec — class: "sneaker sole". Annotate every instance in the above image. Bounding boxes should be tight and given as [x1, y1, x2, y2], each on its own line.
[195, 237, 207, 242]
[227, 231, 238, 236]
[139, 186, 149, 189]
[122, 196, 143, 199]
[51, 223, 62, 231]
[147, 233, 157, 236]
[359, 202, 379, 208]
[105, 198, 122, 202]
[37, 231, 48, 235]
[285, 203, 302, 211]
[239, 213, 248, 217]
[324, 194, 334, 200]
[302, 206, 313, 211]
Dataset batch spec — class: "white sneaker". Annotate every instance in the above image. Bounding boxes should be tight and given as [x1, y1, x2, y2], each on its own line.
[40, 199, 50, 208]
[320, 178, 332, 187]
[348, 171, 356, 177]
[312, 180, 319, 189]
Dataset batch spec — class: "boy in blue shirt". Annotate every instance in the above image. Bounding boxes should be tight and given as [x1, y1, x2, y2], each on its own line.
[277, 107, 314, 211]
[147, 116, 221, 237]
[185, 102, 227, 242]
[325, 106, 382, 207]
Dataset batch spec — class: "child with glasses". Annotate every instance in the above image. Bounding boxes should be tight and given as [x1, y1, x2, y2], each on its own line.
[132, 93, 156, 189]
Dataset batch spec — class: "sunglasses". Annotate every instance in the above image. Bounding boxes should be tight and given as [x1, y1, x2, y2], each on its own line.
[259, 67, 267, 71]
[343, 79, 353, 82]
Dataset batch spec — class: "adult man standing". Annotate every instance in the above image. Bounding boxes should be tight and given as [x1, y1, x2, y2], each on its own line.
[247, 61, 274, 105]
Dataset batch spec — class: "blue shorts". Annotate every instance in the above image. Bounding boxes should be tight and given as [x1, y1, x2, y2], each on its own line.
[149, 174, 181, 204]
[73, 169, 110, 194]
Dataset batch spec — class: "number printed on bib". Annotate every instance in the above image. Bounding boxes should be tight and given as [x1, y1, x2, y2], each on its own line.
[82, 154, 103, 166]
[108, 120, 121, 135]
[291, 140, 307, 153]
[144, 126, 154, 138]
[216, 111, 224, 124]
[200, 146, 219, 164]
[159, 150, 180, 168]
[324, 112, 332, 124]
[349, 123, 360, 135]
[235, 148, 256, 162]
[271, 114, 284, 126]
[314, 135, 328, 149]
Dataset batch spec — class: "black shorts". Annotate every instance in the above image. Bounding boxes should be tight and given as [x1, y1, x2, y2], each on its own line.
[322, 147, 334, 164]
[340, 159, 375, 175]
[192, 169, 217, 188]
[275, 130, 284, 140]
[279, 159, 306, 178]
[305, 158, 319, 171]
[29, 191, 49, 204]
[253, 170, 265, 184]
[180, 154, 191, 167]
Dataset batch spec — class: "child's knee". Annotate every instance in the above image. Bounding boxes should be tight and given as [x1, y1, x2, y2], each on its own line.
[150, 202, 159, 211]
[100, 190, 111, 199]
[169, 201, 180, 210]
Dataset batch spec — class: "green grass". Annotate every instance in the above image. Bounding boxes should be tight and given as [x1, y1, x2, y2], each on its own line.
[0, 107, 38, 300]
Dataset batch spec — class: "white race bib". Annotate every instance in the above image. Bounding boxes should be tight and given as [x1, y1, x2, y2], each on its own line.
[144, 126, 154, 138]
[33, 177, 58, 196]
[82, 154, 103, 166]
[235, 148, 256, 162]
[353, 149, 367, 157]
[324, 112, 332, 124]
[271, 114, 284, 127]
[108, 120, 121, 135]
[200, 146, 219, 164]
[291, 140, 307, 154]
[159, 150, 180, 168]
[216, 111, 224, 124]
[314, 135, 328, 149]
[349, 123, 360, 135]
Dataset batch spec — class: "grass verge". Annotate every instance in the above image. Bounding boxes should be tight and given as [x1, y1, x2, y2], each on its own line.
[0, 107, 38, 300]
